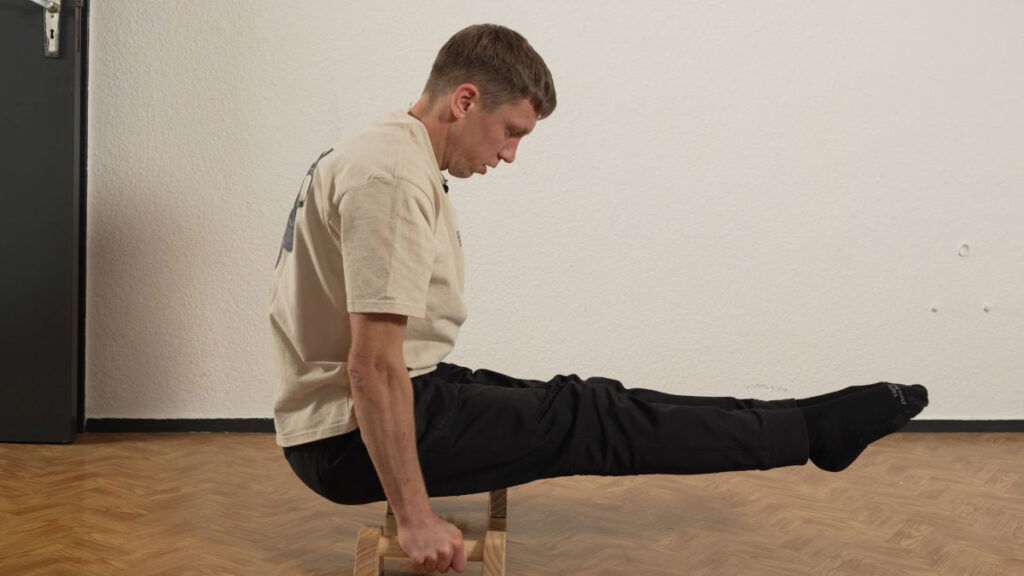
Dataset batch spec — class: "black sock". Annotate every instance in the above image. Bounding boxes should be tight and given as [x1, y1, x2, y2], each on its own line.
[800, 382, 928, 472]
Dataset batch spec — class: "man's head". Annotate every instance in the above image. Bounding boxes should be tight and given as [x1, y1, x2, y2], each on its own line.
[411, 24, 556, 179]
[423, 24, 556, 121]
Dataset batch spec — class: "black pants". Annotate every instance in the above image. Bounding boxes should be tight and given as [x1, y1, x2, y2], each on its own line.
[283, 362, 809, 505]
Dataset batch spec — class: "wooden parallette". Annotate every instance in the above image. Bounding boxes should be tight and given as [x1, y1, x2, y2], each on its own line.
[353, 489, 508, 576]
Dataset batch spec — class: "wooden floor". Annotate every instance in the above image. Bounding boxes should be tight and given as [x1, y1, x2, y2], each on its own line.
[1, 433, 1021, 576]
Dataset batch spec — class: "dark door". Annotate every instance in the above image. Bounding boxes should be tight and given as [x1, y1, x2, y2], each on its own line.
[0, 0, 87, 443]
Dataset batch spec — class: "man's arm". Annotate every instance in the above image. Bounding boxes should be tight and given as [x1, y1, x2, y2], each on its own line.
[347, 312, 466, 573]
[347, 311, 430, 522]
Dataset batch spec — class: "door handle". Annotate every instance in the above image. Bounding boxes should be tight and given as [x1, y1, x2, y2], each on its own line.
[28, 0, 62, 58]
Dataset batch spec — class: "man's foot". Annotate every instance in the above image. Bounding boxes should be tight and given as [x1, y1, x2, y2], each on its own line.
[800, 382, 929, 472]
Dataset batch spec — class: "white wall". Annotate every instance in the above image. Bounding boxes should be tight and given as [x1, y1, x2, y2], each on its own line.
[86, 1, 1023, 421]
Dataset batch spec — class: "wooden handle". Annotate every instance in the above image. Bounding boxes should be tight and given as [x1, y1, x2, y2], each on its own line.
[378, 536, 484, 561]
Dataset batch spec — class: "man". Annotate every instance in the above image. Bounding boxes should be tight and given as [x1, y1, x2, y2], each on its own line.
[269, 24, 928, 574]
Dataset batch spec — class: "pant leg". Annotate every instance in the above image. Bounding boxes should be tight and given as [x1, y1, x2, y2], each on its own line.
[291, 363, 809, 505]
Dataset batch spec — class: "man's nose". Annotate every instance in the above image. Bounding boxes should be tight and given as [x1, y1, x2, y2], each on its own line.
[498, 139, 519, 164]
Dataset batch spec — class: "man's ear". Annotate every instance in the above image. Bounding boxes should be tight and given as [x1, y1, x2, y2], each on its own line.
[450, 83, 481, 119]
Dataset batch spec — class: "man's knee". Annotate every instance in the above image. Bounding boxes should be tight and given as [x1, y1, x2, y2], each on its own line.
[552, 374, 629, 396]
[586, 375, 628, 393]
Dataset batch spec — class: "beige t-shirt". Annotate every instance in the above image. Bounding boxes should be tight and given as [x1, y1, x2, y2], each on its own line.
[268, 108, 466, 448]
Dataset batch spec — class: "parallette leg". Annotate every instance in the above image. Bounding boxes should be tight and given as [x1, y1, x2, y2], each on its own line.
[482, 529, 507, 576]
[353, 526, 383, 576]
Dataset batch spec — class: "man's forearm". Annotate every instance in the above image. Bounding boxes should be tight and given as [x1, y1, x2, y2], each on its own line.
[348, 361, 432, 524]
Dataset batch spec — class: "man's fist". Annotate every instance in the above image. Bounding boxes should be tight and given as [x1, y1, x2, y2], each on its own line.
[397, 512, 467, 573]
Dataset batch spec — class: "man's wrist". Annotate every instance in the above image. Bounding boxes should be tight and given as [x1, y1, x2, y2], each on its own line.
[393, 498, 433, 527]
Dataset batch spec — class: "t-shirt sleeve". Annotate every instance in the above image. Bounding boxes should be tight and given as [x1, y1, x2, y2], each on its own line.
[339, 179, 436, 318]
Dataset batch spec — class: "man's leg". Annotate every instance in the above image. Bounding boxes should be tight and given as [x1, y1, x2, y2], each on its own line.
[302, 363, 926, 504]
[415, 364, 926, 487]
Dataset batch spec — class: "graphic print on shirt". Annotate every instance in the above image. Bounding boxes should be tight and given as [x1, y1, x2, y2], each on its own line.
[276, 148, 334, 268]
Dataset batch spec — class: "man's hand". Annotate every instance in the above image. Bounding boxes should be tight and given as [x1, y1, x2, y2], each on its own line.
[397, 512, 467, 573]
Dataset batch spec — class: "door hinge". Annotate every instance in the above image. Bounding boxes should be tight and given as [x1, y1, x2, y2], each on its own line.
[75, 0, 83, 55]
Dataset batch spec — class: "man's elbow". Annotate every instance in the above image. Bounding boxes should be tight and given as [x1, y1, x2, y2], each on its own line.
[347, 351, 404, 386]
[347, 311, 409, 385]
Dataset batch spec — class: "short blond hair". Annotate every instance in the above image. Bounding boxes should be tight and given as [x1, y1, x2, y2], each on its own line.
[423, 24, 556, 120]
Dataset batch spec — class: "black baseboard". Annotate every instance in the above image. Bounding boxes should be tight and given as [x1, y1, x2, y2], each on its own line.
[86, 418, 275, 433]
[83, 419, 1024, 434]
[902, 420, 1024, 433]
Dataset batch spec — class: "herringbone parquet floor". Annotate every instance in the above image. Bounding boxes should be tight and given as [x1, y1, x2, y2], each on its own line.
[0, 432, 1020, 575]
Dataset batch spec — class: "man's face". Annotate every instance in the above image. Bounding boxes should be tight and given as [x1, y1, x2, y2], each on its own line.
[447, 98, 537, 179]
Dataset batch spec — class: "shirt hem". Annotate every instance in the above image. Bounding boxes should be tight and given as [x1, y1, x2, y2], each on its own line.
[276, 421, 360, 448]
[348, 300, 426, 319]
